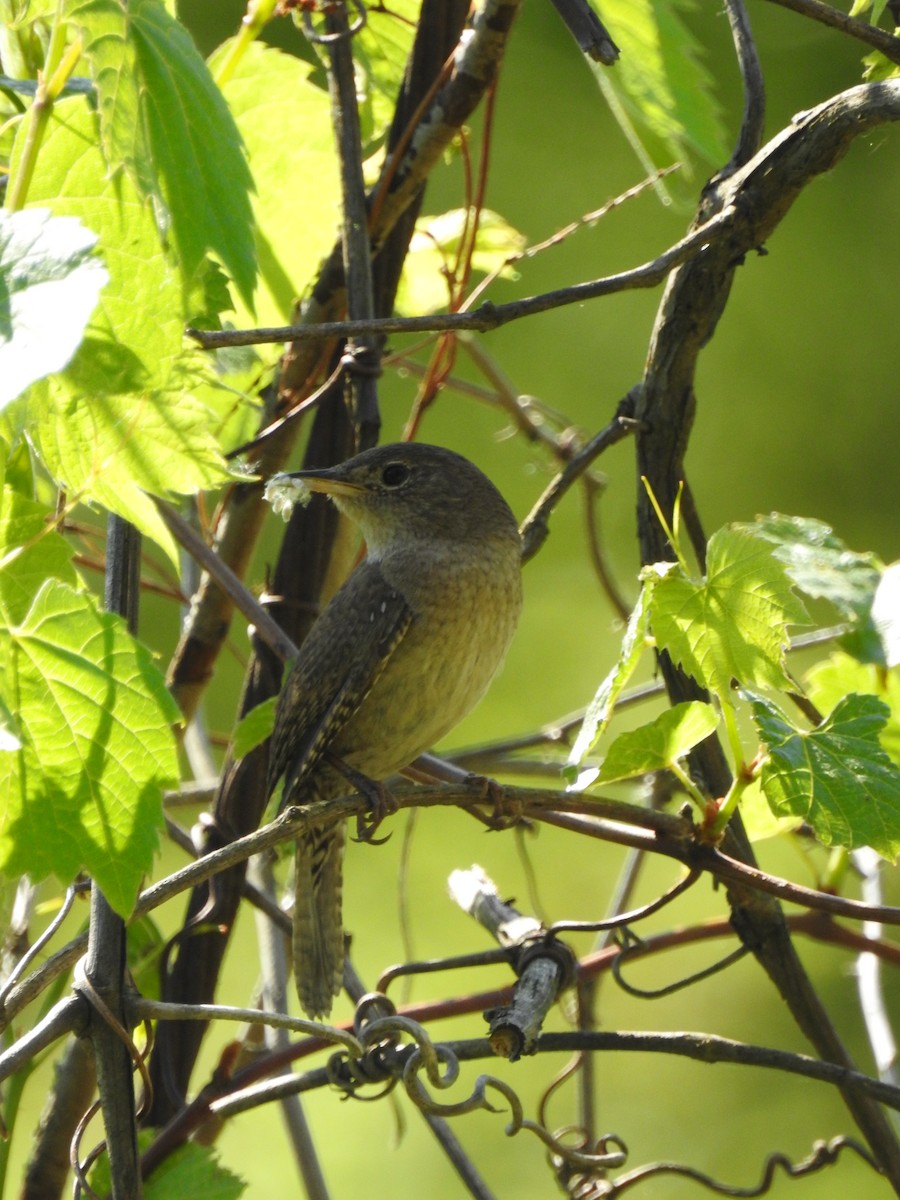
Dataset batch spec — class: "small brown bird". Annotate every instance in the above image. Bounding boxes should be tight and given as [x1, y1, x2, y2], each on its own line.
[266, 442, 523, 1018]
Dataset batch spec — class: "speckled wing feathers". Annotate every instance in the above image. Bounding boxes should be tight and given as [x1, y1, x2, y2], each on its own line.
[268, 560, 415, 807]
[268, 560, 414, 1017]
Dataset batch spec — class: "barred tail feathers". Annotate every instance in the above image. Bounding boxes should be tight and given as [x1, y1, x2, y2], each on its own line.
[292, 821, 346, 1018]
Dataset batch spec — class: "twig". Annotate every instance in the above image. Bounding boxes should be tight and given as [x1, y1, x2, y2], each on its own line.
[187, 206, 739, 350]
[154, 498, 299, 667]
[722, 0, 766, 173]
[83, 515, 143, 1199]
[325, 0, 380, 443]
[449, 866, 576, 1060]
[520, 391, 641, 562]
[0, 995, 83, 1083]
[764, 0, 900, 65]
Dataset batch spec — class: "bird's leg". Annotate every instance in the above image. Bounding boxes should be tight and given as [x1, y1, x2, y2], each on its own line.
[326, 753, 397, 843]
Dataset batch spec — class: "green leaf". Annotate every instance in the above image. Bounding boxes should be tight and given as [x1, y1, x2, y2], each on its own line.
[861, 48, 900, 83]
[0, 487, 78, 624]
[738, 777, 802, 842]
[849, 0, 889, 22]
[594, 0, 727, 176]
[0, 579, 180, 914]
[752, 691, 900, 860]
[568, 581, 655, 770]
[649, 527, 809, 700]
[67, 0, 257, 305]
[739, 513, 881, 620]
[15, 97, 184, 384]
[90, 1136, 244, 1200]
[232, 695, 277, 760]
[806, 650, 900, 766]
[353, 0, 420, 152]
[397, 209, 527, 315]
[32, 384, 231, 531]
[597, 700, 718, 783]
[0, 208, 108, 407]
[15, 100, 234, 562]
[211, 40, 337, 325]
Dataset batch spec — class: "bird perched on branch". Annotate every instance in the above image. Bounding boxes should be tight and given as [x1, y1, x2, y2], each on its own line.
[266, 442, 523, 1018]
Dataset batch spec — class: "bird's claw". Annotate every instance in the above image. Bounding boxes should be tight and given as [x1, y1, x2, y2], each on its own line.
[465, 773, 526, 830]
[353, 780, 397, 844]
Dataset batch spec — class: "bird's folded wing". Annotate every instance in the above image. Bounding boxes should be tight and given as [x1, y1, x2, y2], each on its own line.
[268, 559, 414, 805]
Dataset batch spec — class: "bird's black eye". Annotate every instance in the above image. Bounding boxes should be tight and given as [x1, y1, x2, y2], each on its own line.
[381, 462, 410, 488]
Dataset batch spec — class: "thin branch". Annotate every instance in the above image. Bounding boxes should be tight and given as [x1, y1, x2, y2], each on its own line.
[325, 0, 380, 443]
[206, 1028, 900, 1115]
[7, 780, 900, 1042]
[85, 514, 142, 1199]
[520, 392, 641, 562]
[0, 995, 82, 1083]
[187, 206, 739, 350]
[722, 0, 765, 173]
[154, 498, 300, 667]
[764, 0, 900, 65]
[854, 847, 900, 1127]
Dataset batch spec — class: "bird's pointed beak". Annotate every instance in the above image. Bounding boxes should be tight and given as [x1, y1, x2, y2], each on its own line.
[282, 468, 366, 499]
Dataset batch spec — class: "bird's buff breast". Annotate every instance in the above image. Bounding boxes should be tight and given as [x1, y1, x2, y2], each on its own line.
[335, 547, 522, 779]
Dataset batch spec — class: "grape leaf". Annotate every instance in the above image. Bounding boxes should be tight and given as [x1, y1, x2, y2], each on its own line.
[594, 0, 726, 178]
[16, 101, 234, 562]
[17, 98, 184, 387]
[739, 512, 880, 619]
[650, 528, 809, 700]
[0, 208, 108, 407]
[90, 1137, 244, 1200]
[0, 579, 180, 913]
[0, 487, 78, 624]
[211, 40, 337, 325]
[397, 208, 526, 315]
[806, 650, 900, 766]
[232, 696, 277, 761]
[67, 0, 256, 305]
[596, 700, 718, 783]
[568, 579, 656, 772]
[751, 691, 900, 860]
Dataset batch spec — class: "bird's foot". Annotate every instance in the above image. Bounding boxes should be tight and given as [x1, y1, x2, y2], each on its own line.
[327, 753, 397, 843]
[464, 773, 527, 830]
[353, 777, 397, 844]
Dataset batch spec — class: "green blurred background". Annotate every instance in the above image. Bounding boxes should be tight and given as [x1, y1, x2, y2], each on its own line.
[16, 2, 900, 1197]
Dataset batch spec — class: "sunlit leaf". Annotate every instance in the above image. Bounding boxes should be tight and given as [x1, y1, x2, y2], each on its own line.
[15, 101, 234, 561]
[212, 40, 337, 325]
[568, 580, 656, 772]
[806, 650, 900, 765]
[397, 208, 527, 315]
[67, 0, 256, 305]
[232, 696, 277, 760]
[0, 208, 107, 407]
[596, 700, 718, 782]
[593, 0, 726, 178]
[739, 512, 880, 619]
[650, 528, 809, 700]
[0, 487, 78, 624]
[0, 580, 180, 914]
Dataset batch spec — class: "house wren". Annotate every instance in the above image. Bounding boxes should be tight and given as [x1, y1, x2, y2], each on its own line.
[266, 442, 523, 1018]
